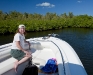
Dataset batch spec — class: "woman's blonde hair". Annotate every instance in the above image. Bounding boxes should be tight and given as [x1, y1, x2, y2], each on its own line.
[15, 27, 27, 36]
[15, 24, 26, 35]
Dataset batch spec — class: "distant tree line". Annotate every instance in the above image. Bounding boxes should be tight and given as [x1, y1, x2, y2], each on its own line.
[0, 10, 93, 34]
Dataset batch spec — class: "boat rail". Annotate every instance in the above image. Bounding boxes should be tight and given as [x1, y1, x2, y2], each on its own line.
[0, 43, 12, 52]
[50, 40, 66, 75]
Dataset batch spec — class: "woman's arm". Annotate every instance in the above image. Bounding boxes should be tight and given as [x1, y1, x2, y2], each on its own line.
[16, 41, 25, 51]
[16, 41, 31, 56]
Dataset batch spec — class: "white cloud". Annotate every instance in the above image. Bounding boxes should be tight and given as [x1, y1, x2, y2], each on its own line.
[36, 2, 55, 8]
[77, 0, 82, 3]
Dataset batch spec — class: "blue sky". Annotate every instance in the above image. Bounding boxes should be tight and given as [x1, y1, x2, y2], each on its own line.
[0, 0, 93, 16]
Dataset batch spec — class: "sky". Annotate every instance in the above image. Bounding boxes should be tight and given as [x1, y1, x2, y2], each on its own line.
[0, 0, 93, 16]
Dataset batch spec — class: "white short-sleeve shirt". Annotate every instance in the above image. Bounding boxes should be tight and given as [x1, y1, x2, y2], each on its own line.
[11, 33, 25, 49]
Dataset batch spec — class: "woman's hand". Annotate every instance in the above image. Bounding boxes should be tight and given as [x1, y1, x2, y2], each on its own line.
[24, 50, 31, 57]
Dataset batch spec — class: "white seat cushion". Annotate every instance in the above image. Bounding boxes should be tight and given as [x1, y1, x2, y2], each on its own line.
[0, 57, 16, 74]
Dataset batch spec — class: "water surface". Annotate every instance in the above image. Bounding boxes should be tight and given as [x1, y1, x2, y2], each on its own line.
[0, 28, 93, 75]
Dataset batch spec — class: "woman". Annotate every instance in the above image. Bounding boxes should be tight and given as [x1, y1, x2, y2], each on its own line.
[10, 24, 31, 72]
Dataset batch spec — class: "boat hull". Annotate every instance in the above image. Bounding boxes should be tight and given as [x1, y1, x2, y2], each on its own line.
[0, 37, 87, 75]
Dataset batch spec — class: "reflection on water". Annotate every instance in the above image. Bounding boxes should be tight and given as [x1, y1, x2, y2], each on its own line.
[0, 28, 93, 75]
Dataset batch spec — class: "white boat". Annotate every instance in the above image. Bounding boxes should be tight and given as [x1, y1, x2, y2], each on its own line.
[0, 34, 87, 75]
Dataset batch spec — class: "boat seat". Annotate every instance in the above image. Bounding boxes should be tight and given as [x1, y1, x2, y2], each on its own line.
[24, 42, 43, 50]
[0, 55, 46, 75]
[0, 57, 30, 75]
[32, 58, 46, 69]
[35, 48, 56, 61]
[0, 57, 16, 74]
[32, 48, 56, 68]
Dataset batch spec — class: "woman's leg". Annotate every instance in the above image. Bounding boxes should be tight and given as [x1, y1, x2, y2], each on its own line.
[14, 55, 31, 72]
[18, 55, 31, 64]
[14, 60, 19, 72]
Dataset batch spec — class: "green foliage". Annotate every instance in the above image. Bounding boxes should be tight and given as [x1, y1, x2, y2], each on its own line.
[0, 10, 93, 34]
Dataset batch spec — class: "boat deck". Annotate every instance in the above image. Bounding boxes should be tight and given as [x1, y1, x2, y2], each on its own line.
[1, 48, 59, 75]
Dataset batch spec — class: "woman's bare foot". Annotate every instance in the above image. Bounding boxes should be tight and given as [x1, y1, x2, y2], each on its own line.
[14, 61, 18, 72]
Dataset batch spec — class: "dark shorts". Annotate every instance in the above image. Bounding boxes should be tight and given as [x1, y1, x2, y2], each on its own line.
[10, 49, 26, 61]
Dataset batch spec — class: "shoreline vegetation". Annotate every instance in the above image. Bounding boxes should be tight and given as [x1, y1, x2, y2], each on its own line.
[0, 10, 93, 34]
